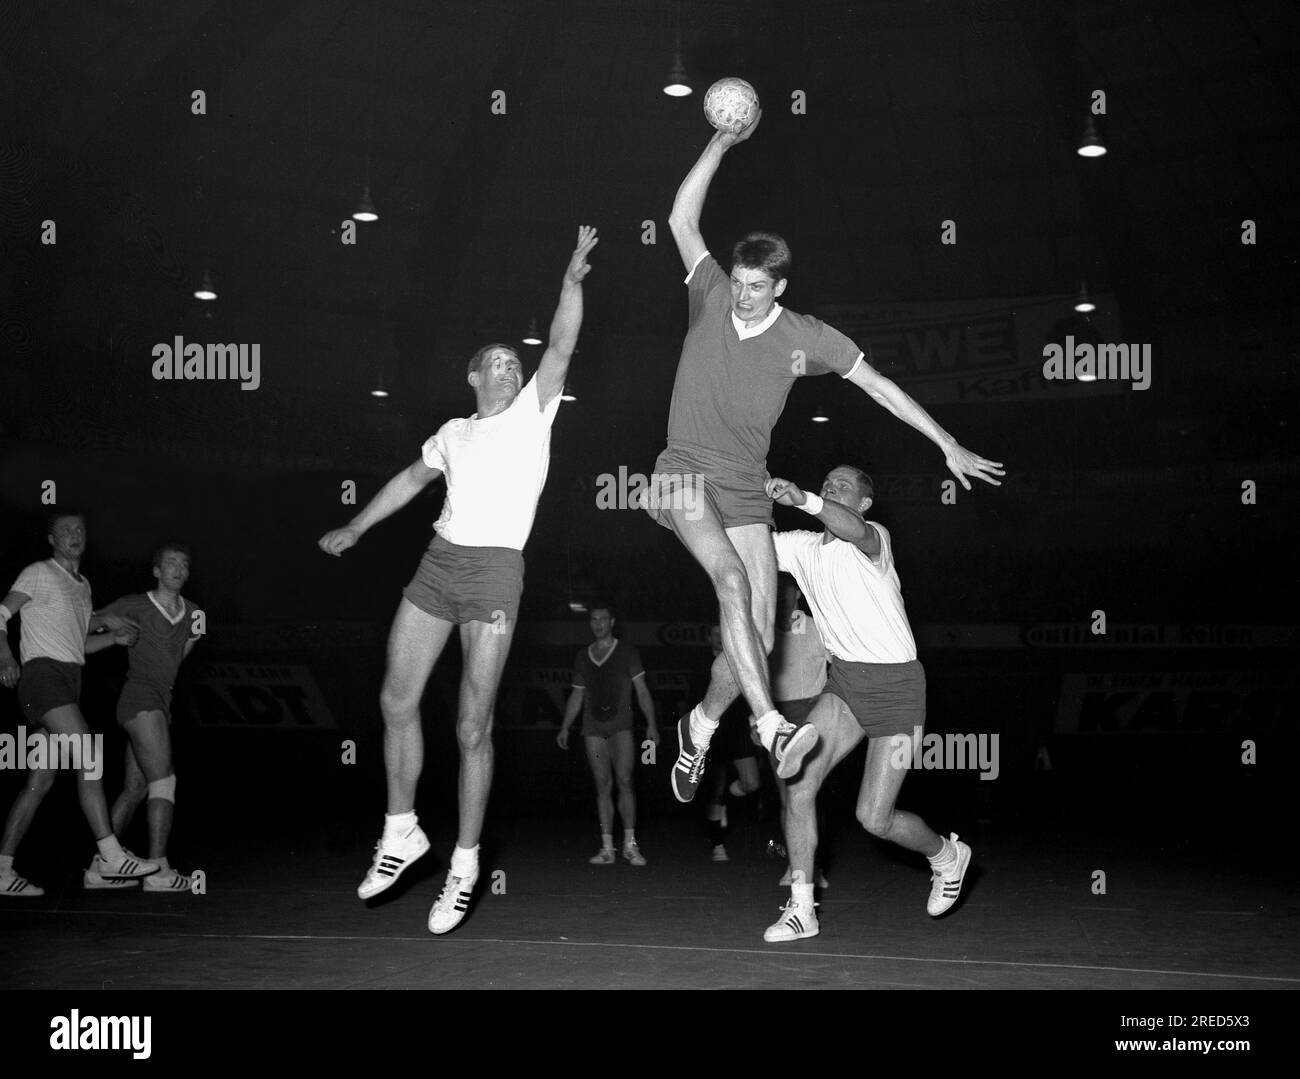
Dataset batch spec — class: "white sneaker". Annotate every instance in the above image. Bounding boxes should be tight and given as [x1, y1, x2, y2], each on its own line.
[711, 844, 729, 862]
[770, 722, 818, 780]
[428, 867, 479, 935]
[622, 842, 646, 867]
[588, 847, 615, 865]
[0, 871, 44, 898]
[358, 823, 430, 900]
[86, 850, 158, 888]
[926, 834, 972, 916]
[143, 869, 193, 893]
[764, 899, 819, 942]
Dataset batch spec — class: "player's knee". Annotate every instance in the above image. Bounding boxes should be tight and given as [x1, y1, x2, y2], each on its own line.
[27, 768, 58, 794]
[857, 805, 892, 837]
[123, 771, 148, 799]
[147, 774, 177, 803]
[456, 717, 491, 753]
[739, 773, 761, 795]
[379, 685, 420, 724]
[712, 562, 751, 607]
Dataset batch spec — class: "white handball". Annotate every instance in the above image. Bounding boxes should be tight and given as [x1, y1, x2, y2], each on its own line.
[703, 77, 759, 134]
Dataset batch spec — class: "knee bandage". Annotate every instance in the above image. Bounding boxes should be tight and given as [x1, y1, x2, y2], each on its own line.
[147, 774, 176, 803]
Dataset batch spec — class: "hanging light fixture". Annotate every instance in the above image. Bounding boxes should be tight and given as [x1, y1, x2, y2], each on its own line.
[193, 269, 217, 301]
[1077, 115, 1106, 157]
[1074, 282, 1095, 313]
[663, 2, 691, 96]
[560, 385, 576, 402]
[811, 406, 829, 423]
[370, 373, 389, 398]
[522, 318, 543, 346]
[352, 181, 378, 223]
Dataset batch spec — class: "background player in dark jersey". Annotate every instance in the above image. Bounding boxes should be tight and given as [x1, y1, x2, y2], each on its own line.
[557, 604, 659, 865]
[695, 623, 760, 862]
[100, 543, 202, 893]
[652, 111, 1003, 808]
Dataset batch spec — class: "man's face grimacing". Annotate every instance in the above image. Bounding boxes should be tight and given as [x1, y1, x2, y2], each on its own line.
[154, 551, 191, 592]
[589, 609, 613, 640]
[729, 266, 786, 326]
[821, 468, 872, 515]
[49, 516, 86, 561]
[470, 347, 523, 400]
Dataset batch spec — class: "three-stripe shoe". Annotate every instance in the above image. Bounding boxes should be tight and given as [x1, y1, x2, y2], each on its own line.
[770, 721, 818, 780]
[84, 850, 159, 889]
[0, 871, 44, 898]
[428, 867, 479, 935]
[670, 714, 710, 803]
[358, 823, 430, 900]
[764, 899, 820, 943]
[143, 869, 193, 893]
[926, 833, 972, 916]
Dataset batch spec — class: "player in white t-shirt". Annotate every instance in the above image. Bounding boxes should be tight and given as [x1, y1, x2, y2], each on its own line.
[0, 511, 159, 897]
[319, 227, 597, 934]
[759, 466, 972, 942]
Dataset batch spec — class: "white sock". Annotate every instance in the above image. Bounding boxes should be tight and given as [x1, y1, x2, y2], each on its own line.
[96, 835, 125, 863]
[622, 830, 635, 848]
[450, 844, 479, 879]
[600, 833, 614, 851]
[383, 811, 417, 840]
[754, 710, 785, 750]
[688, 704, 718, 747]
[154, 857, 171, 872]
[0, 854, 13, 874]
[928, 834, 958, 874]
[791, 870, 814, 909]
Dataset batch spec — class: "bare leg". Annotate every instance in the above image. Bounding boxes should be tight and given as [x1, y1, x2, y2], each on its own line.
[120, 711, 173, 860]
[608, 729, 636, 833]
[785, 695, 865, 879]
[454, 616, 517, 850]
[857, 734, 944, 857]
[378, 599, 457, 815]
[583, 736, 614, 837]
[663, 502, 778, 721]
[110, 741, 147, 840]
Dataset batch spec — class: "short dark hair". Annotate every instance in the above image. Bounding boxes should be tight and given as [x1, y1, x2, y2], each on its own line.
[152, 542, 192, 570]
[467, 342, 519, 377]
[838, 464, 875, 502]
[731, 232, 791, 283]
[46, 509, 85, 534]
[588, 601, 616, 620]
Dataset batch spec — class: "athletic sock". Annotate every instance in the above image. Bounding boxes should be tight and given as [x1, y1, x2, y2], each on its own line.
[96, 835, 125, 863]
[153, 857, 171, 872]
[621, 830, 635, 848]
[754, 710, 785, 751]
[790, 871, 814, 909]
[687, 704, 719, 747]
[0, 854, 13, 874]
[927, 835, 957, 874]
[449, 844, 479, 879]
[601, 832, 615, 851]
[383, 811, 417, 841]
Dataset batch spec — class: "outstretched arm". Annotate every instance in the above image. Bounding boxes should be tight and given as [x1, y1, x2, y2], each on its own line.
[667, 111, 762, 272]
[845, 361, 1005, 490]
[767, 478, 880, 558]
[318, 458, 443, 556]
[536, 226, 599, 409]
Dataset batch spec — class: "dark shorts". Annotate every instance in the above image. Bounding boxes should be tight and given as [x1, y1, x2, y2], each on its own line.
[777, 696, 818, 726]
[117, 680, 172, 725]
[402, 534, 525, 625]
[824, 657, 926, 738]
[644, 443, 773, 531]
[17, 658, 83, 722]
[582, 716, 634, 741]
[716, 701, 759, 762]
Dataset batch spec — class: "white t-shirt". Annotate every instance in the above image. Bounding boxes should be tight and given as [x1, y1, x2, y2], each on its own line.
[10, 559, 93, 665]
[420, 375, 563, 550]
[771, 613, 828, 701]
[773, 527, 917, 664]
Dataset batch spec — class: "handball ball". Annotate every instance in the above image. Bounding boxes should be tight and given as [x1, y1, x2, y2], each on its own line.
[703, 77, 759, 134]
